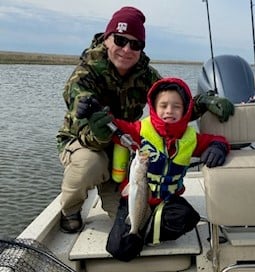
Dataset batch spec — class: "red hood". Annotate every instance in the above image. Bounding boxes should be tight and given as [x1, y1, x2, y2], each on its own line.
[147, 77, 194, 140]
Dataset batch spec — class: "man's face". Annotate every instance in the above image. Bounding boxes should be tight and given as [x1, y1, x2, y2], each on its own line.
[104, 33, 142, 76]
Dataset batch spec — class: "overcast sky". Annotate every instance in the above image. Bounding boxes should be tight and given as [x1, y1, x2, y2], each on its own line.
[0, 0, 253, 63]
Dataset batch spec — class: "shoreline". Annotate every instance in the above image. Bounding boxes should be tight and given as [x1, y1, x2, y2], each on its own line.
[0, 51, 203, 65]
[0, 51, 80, 65]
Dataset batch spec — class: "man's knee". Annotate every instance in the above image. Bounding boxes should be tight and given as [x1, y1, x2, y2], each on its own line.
[60, 142, 110, 213]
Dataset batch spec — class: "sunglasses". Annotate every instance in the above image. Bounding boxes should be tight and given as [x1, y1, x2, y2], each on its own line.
[113, 34, 145, 51]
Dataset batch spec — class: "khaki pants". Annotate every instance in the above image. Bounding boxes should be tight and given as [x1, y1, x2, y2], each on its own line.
[59, 140, 120, 219]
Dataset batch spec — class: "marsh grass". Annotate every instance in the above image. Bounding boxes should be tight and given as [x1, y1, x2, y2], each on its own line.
[0, 51, 202, 65]
[0, 51, 80, 65]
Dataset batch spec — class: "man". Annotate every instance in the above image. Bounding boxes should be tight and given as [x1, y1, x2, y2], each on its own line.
[57, 6, 234, 233]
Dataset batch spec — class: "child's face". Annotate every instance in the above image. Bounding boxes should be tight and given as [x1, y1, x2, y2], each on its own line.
[154, 90, 184, 123]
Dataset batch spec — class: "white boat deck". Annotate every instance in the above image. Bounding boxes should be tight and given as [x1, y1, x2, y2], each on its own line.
[71, 172, 204, 259]
[70, 173, 205, 272]
[15, 168, 255, 272]
[17, 172, 210, 272]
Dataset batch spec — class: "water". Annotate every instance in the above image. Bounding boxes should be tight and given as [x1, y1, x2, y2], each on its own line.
[0, 63, 202, 238]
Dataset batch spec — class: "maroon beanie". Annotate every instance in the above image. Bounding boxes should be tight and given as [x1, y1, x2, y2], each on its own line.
[104, 6, 146, 42]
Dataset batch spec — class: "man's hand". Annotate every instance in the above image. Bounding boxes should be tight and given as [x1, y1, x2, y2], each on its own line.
[88, 109, 113, 141]
[206, 96, 235, 122]
[76, 96, 101, 119]
[195, 93, 235, 122]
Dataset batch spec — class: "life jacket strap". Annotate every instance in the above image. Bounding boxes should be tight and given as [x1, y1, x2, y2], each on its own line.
[152, 201, 165, 244]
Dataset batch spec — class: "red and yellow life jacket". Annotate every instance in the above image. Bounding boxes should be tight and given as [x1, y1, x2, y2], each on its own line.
[140, 117, 197, 201]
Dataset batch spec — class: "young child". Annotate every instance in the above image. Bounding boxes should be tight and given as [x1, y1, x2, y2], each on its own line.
[114, 77, 229, 198]
[106, 77, 229, 261]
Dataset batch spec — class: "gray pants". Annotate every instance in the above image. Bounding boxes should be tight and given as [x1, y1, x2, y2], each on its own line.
[59, 139, 120, 219]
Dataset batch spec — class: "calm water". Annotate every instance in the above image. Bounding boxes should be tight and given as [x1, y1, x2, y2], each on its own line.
[0, 63, 202, 238]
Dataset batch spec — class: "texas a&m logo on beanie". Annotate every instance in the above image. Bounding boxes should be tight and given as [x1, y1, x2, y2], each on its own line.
[116, 22, 128, 33]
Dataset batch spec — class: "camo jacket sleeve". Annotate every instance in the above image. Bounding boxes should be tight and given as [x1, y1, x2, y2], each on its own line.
[57, 65, 111, 152]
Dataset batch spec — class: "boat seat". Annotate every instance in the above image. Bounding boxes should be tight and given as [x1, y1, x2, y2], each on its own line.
[69, 197, 202, 272]
[200, 103, 255, 272]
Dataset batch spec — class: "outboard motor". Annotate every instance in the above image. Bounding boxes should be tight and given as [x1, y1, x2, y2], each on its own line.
[197, 54, 255, 103]
[198, 54, 255, 150]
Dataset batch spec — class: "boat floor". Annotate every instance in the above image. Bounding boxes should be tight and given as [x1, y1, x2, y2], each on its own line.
[18, 171, 255, 272]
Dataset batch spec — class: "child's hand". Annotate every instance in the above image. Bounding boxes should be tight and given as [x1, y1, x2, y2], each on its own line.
[201, 142, 226, 168]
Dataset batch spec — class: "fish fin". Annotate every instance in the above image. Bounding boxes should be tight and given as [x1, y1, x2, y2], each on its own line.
[121, 183, 130, 197]
[125, 214, 131, 225]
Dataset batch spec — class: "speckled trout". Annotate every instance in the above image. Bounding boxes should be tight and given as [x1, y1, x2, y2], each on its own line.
[121, 149, 151, 234]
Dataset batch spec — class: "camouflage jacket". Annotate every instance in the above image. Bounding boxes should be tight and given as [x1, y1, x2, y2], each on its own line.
[56, 33, 161, 153]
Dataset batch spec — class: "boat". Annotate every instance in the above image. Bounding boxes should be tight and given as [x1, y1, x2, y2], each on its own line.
[0, 54, 254, 272]
[2, 0, 255, 269]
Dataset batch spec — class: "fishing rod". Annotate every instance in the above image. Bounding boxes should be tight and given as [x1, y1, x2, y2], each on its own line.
[250, 0, 255, 66]
[202, 0, 218, 94]
[107, 121, 139, 151]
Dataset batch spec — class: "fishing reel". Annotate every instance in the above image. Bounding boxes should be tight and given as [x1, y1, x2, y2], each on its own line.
[76, 96, 138, 151]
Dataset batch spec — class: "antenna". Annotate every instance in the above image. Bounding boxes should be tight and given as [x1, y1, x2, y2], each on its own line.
[250, 0, 255, 65]
[202, 0, 218, 94]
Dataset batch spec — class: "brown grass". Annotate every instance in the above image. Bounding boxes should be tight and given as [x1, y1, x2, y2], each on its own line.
[0, 51, 80, 65]
[0, 51, 203, 65]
